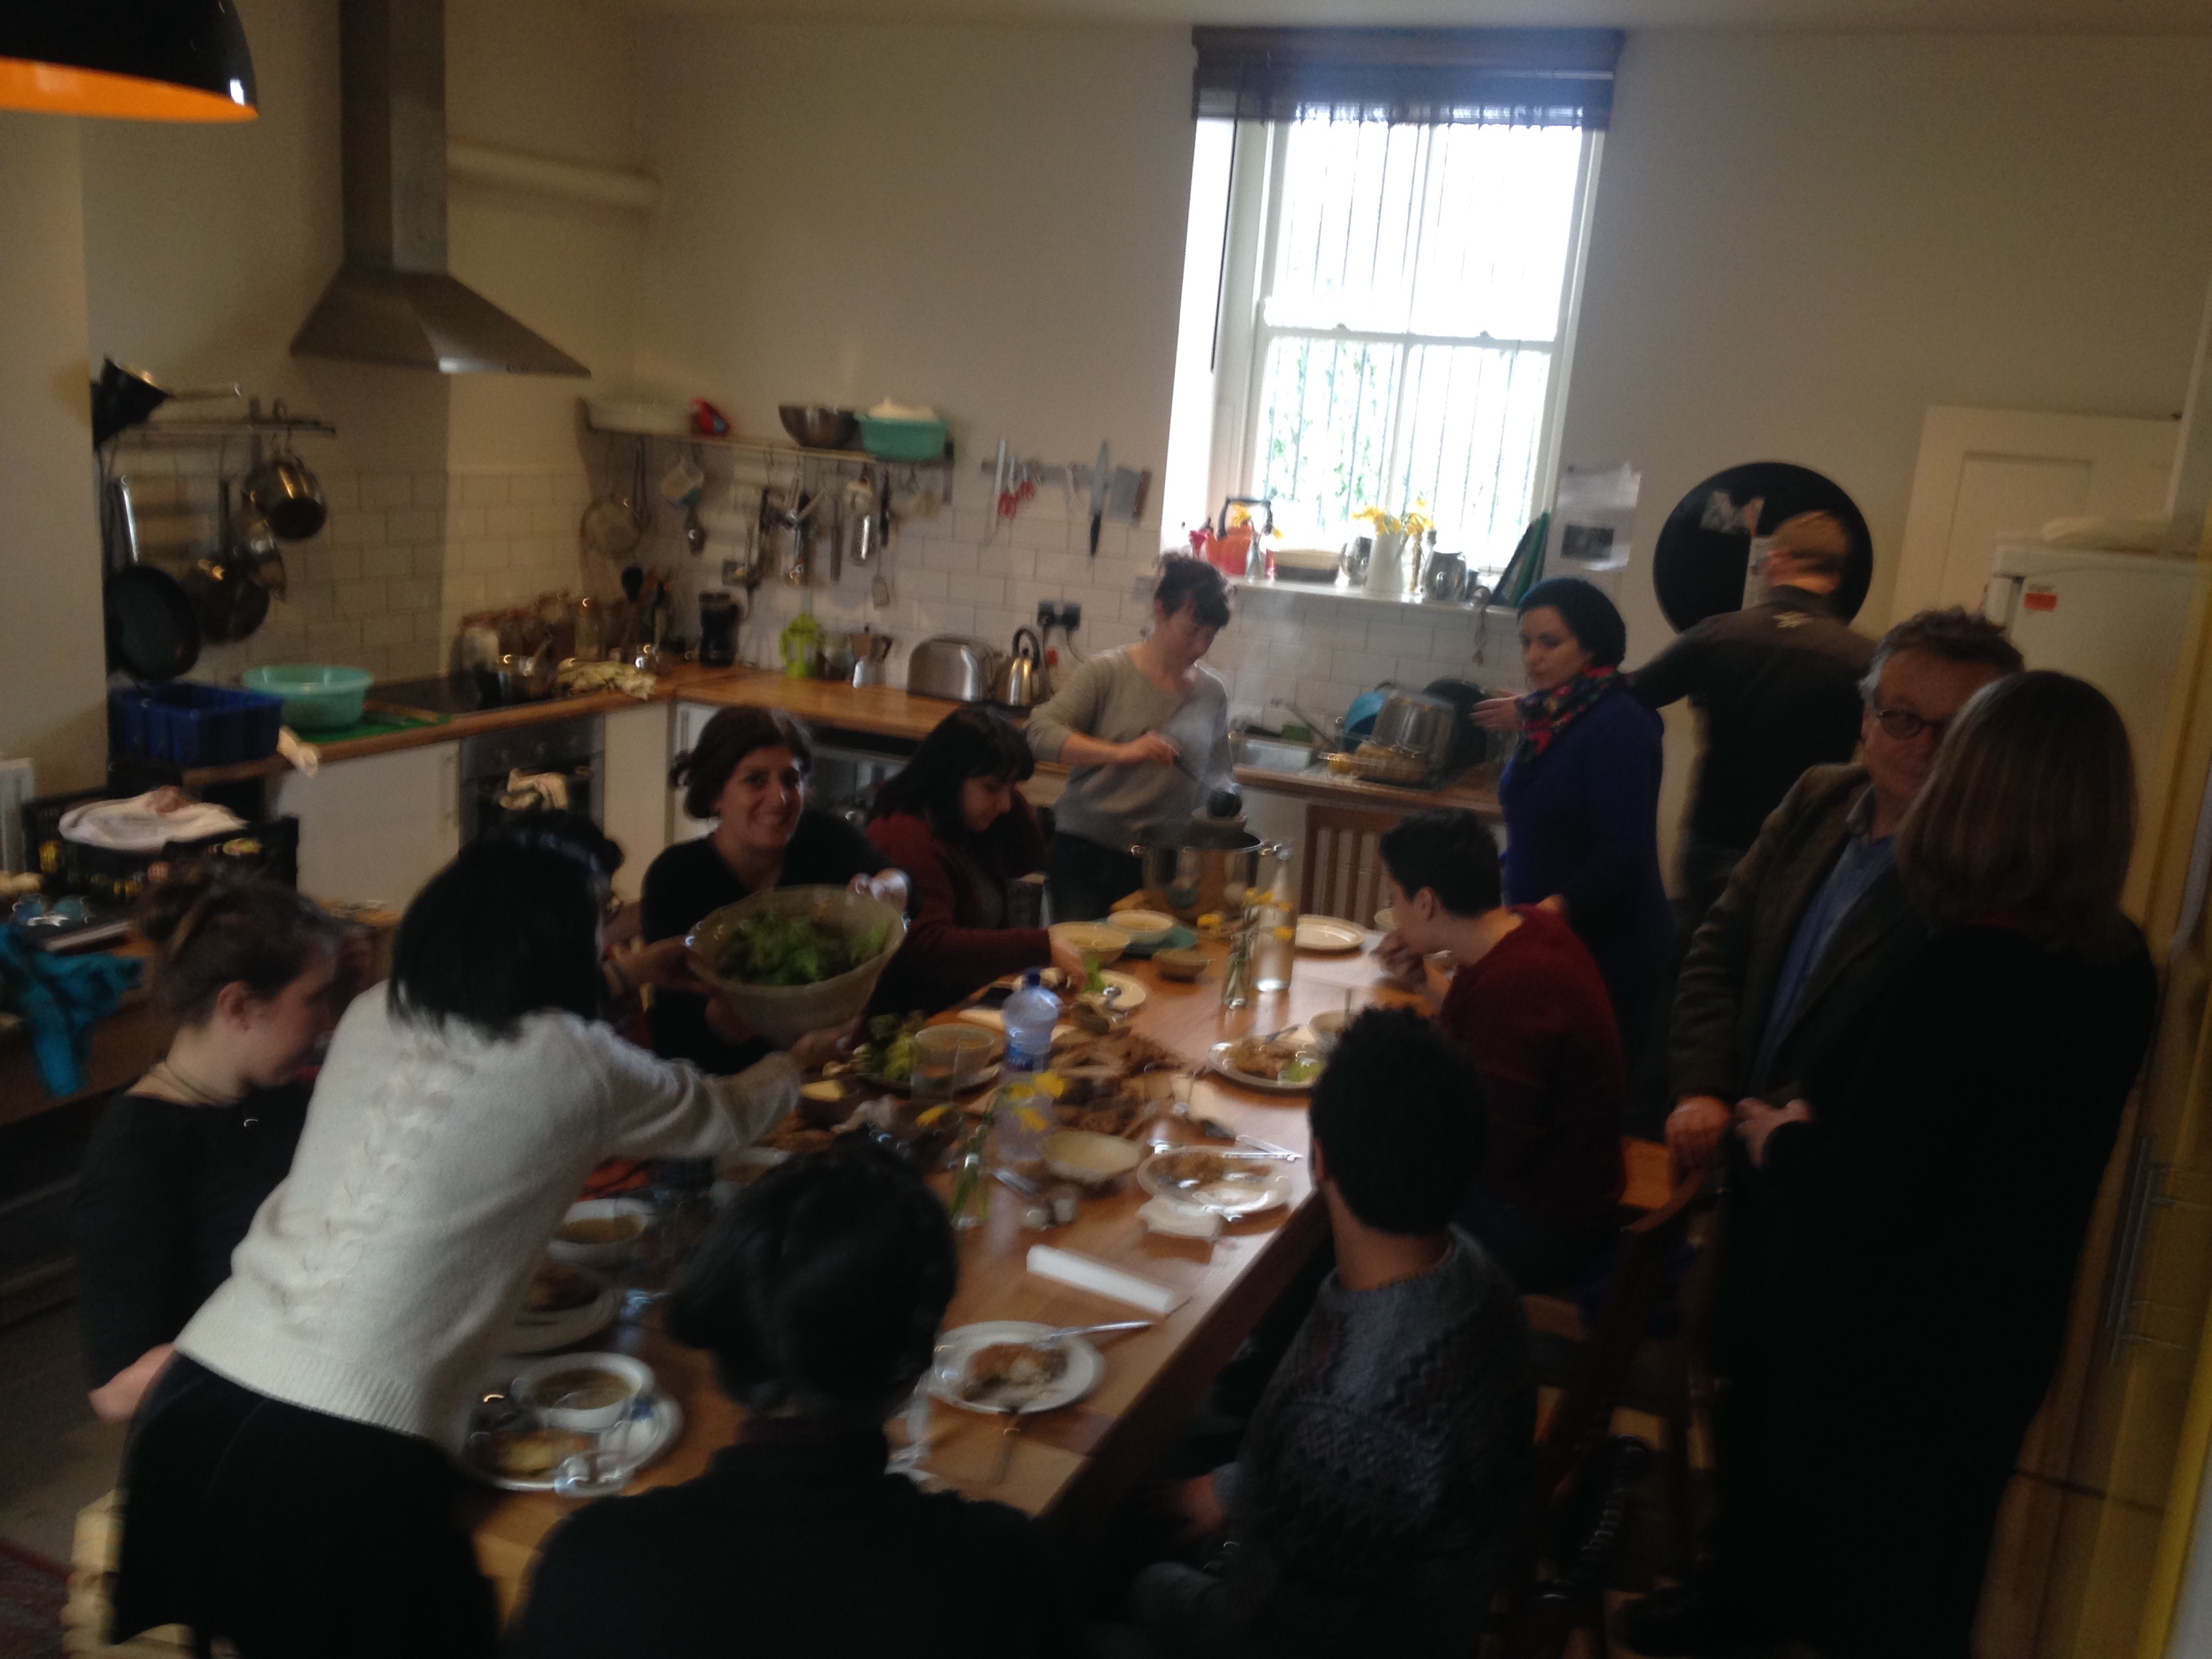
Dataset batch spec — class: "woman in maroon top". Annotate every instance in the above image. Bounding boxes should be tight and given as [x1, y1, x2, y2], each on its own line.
[1376, 808, 1626, 1292]
[866, 707, 1086, 1016]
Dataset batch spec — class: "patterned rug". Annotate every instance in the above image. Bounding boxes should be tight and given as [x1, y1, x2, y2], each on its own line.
[0, 1538, 66, 1659]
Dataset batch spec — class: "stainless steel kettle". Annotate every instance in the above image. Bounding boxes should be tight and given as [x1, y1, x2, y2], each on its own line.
[991, 626, 1050, 708]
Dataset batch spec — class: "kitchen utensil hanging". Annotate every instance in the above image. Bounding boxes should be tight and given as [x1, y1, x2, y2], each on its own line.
[105, 566, 201, 680]
[581, 436, 649, 561]
[242, 428, 326, 541]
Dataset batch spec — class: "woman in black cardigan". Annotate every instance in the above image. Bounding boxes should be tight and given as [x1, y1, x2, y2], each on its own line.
[1736, 671, 2156, 1659]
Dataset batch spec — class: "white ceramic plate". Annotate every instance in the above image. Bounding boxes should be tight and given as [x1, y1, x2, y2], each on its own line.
[506, 1267, 617, 1354]
[1137, 1149, 1294, 1217]
[1206, 1038, 1324, 1094]
[1294, 916, 1366, 952]
[1082, 970, 1148, 1012]
[466, 1393, 684, 1492]
[928, 1321, 1105, 1415]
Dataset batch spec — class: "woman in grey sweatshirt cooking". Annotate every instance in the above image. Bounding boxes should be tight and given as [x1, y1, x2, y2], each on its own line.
[1025, 555, 1235, 920]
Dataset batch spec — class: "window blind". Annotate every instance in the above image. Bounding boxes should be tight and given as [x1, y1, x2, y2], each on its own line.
[1191, 27, 1623, 129]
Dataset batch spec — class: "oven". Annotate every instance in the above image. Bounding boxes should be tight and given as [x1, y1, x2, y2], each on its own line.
[459, 715, 606, 842]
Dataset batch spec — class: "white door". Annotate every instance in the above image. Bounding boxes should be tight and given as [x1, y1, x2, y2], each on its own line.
[1891, 405, 2179, 623]
[274, 743, 460, 909]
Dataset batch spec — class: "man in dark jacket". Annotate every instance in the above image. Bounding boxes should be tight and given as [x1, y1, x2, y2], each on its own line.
[1633, 511, 1875, 928]
[1622, 607, 2022, 1657]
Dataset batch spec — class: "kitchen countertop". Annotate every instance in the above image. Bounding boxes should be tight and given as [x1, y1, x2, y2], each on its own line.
[178, 663, 1499, 818]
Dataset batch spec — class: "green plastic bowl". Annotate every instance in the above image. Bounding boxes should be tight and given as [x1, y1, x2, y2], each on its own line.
[241, 663, 374, 730]
[855, 414, 949, 462]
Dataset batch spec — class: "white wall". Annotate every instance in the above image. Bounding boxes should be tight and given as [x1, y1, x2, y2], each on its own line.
[0, 117, 106, 793]
[1565, 33, 2212, 859]
[65, 0, 641, 687]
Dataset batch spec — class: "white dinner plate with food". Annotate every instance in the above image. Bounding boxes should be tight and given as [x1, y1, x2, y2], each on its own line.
[1138, 1148, 1294, 1218]
[466, 1393, 684, 1492]
[928, 1321, 1105, 1416]
[506, 1262, 617, 1353]
[1206, 1033, 1326, 1093]
[1294, 916, 1366, 953]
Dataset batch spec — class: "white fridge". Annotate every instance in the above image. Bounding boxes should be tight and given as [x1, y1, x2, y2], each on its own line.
[1984, 541, 2207, 776]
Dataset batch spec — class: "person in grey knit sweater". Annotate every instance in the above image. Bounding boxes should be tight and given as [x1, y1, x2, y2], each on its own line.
[1130, 1006, 1534, 1658]
[1025, 555, 1234, 920]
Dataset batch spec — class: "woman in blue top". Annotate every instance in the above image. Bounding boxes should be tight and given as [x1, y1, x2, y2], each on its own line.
[1475, 578, 1669, 1061]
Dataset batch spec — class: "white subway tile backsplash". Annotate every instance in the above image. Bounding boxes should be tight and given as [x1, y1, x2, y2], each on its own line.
[459, 475, 509, 508]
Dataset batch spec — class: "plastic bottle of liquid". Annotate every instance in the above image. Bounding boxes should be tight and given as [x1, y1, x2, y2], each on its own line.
[996, 968, 1062, 1167]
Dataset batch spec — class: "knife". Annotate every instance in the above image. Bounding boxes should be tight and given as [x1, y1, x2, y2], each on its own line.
[1088, 441, 1109, 560]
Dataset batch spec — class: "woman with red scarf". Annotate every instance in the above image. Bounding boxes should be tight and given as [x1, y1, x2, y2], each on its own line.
[1474, 577, 1669, 1058]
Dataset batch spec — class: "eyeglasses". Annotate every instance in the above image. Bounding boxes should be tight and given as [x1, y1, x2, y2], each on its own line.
[1870, 706, 1950, 742]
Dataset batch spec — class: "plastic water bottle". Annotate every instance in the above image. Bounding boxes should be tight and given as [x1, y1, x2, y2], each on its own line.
[1002, 968, 1060, 1073]
[996, 969, 1061, 1168]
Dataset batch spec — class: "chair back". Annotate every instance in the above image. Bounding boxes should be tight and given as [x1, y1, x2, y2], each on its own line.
[1534, 1168, 1703, 1502]
[1297, 802, 1401, 924]
[1502, 1436, 1654, 1659]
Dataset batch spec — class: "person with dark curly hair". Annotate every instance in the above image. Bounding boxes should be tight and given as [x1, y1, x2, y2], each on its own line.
[644, 705, 908, 1073]
[514, 1141, 1080, 1656]
[1130, 1006, 1533, 1657]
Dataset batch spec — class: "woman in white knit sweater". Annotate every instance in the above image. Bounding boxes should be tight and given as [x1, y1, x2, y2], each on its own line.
[106, 825, 848, 1658]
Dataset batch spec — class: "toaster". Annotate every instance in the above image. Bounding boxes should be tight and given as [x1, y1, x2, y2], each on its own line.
[905, 636, 1000, 703]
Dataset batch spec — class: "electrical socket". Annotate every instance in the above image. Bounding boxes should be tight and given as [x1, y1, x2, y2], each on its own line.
[1038, 600, 1082, 631]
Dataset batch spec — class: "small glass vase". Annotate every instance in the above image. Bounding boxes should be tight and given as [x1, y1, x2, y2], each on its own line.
[947, 1122, 991, 1231]
[1220, 916, 1254, 1010]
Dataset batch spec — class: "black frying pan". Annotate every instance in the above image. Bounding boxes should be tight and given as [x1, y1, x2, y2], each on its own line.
[106, 565, 201, 680]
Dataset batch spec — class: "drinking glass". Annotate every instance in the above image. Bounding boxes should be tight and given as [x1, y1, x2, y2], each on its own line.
[912, 1025, 994, 1109]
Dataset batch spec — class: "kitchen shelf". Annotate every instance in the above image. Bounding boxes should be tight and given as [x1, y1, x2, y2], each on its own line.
[586, 417, 955, 493]
[110, 413, 338, 445]
[1227, 574, 1507, 620]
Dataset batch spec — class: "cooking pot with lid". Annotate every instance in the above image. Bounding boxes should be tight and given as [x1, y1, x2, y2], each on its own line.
[1370, 691, 1458, 776]
[1130, 788, 1288, 921]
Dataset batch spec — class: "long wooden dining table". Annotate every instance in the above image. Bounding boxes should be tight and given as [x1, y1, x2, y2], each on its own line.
[463, 930, 1671, 1622]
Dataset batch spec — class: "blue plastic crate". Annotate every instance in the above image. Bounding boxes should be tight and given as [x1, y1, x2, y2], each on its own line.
[109, 682, 285, 769]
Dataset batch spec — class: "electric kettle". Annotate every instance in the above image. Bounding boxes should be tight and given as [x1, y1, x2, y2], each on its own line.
[991, 626, 1050, 708]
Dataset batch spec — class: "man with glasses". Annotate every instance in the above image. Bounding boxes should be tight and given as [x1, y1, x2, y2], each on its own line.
[1621, 606, 2023, 1658]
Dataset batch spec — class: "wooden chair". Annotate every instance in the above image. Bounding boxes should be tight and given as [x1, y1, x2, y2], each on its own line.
[1501, 1436, 1655, 1659]
[1529, 1170, 1706, 1543]
[1296, 802, 1402, 924]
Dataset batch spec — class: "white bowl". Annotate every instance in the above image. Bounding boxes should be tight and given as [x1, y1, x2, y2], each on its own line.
[513, 1351, 654, 1434]
[1307, 1007, 1351, 1054]
[1107, 909, 1176, 948]
[1049, 922, 1126, 964]
[546, 1197, 654, 1268]
[1041, 1128, 1145, 1188]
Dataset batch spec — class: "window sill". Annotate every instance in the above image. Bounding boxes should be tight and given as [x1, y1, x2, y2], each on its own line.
[1227, 575, 1507, 620]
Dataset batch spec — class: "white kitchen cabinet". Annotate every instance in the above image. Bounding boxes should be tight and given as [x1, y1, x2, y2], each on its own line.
[274, 743, 459, 910]
[601, 703, 672, 898]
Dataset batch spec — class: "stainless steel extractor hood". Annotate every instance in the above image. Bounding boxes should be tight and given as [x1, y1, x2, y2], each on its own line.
[291, 0, 586, 377]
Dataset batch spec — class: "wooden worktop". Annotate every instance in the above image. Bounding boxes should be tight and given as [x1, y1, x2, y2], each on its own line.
[178, 662, 1499, 819]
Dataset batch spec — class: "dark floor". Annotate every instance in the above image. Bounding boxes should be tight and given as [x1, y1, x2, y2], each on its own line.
[0, 1304, 126, 1567]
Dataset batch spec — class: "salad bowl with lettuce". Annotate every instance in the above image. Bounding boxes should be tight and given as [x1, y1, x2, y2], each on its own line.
[687, 885, 907, 1047]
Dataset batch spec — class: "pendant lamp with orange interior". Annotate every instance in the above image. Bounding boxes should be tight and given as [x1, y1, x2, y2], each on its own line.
[0, 1, 257, 123]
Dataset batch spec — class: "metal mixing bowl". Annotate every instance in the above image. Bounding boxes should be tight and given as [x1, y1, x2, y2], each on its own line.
[778, 405, 859, 449]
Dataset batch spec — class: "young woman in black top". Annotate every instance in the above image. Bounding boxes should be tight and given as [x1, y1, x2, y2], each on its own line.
[642, 706, 908, 1073]
[73, 872, 355, 1422]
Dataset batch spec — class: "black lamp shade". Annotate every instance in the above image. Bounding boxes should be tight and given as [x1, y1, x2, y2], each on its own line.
[0, 1, 257, 121]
